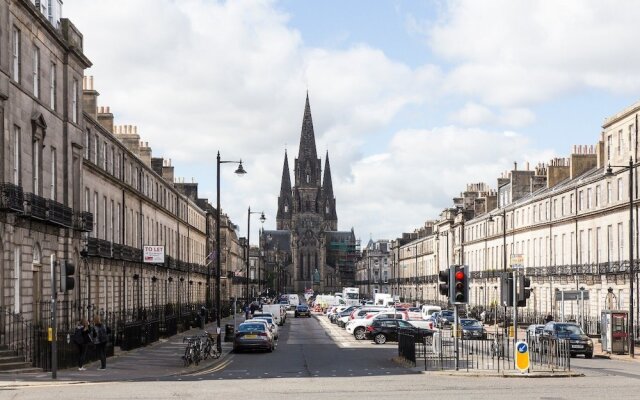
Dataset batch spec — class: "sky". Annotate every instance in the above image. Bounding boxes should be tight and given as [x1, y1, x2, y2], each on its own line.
[64, 0, 640, 246]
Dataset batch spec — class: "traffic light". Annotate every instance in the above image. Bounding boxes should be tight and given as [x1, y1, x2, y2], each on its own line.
[517, 275, 531, 307]
[500, 274, 513, 307]
[60, 260, 75, 292]
[438, 268, 451, 301]
[452, 265, 468, 304]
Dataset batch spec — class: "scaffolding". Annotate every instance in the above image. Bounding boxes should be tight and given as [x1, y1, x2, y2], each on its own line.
[328, 238, 361, 288]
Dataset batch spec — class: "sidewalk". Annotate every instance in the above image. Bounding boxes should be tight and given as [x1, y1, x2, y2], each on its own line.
[0, 316, 240, 386]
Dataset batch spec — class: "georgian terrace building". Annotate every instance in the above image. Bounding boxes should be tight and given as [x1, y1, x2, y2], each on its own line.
[387, 101, 640, 325]
[0, 1, 89, 324]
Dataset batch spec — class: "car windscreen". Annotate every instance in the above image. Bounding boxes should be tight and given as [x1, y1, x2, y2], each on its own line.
[460, 320, 481, 328]
[238, 324, 265, 332]
[253, 317, 274, 324]
[297, 306, 308, 310]
[441, 311, 454, 316]
[555, 324, 584, 335]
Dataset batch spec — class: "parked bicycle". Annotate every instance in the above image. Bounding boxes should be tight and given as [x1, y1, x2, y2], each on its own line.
[182, 336, 203, 366]
[202, 331, 221, 360]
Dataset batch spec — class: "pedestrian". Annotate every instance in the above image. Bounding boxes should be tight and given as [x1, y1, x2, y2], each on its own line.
[92, 316, 109, 370]
[545, 314, 553, 324]
[72, 319, 90, 371]
[200, 306, 207, 329]
[244, 303, 251, 320]
[480, 310, 486, 324]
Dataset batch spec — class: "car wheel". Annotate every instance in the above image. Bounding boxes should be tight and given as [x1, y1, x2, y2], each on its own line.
[585, 352, 593, 359]
[374, 333, 387, 344]
[354, 327, 366, 340]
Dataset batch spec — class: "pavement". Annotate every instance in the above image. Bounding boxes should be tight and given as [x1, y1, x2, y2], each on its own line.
[0, 315, 245, 387]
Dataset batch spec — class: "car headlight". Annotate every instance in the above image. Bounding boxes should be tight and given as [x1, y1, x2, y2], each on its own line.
[587, 340, 593, 347]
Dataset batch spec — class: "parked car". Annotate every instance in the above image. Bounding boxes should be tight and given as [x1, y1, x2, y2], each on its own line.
[365, 319, 431, 344]
[437, 310, 455, 328]
[233, 322, 275, 353]
[525, 324, 545, 352]
[459, 318, 486, 340]
[295, 304, 311, 318]
[345, 311, 407, 340]
[540, 322, 593, 358]
[250, 315, 279, 339]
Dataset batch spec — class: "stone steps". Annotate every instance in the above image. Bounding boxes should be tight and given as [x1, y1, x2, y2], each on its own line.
[0, 344, 42, 374]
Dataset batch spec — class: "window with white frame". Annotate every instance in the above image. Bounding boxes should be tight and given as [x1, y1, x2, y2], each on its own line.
[630, 124, 634, 151]
[33, 46, 40, 97]
[13, 126, 21, 185]
[607, 182, 612, 203]
[618, 130, 622, 155]
[102, 142, 107, 170]
[595, 185, 600, 207]
[84, 130, 89, 159]
[93, 192, 98, 237]
[32, 139, 40, 195]
[607, 225, 613, 264]
[587, 188, 592, 209]
[93, 134, 98, 164]
[618, 178, 623, 201]
[617, 222, 624, 262]
[72, 78, 78, 123]
[50, 63, 56, 110]
[103, 196, 108, 240]
[50, 147, 56, 200]
[12, 26, 20, 82]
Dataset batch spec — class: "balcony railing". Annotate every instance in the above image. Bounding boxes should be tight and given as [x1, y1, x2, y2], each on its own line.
[0, 183, 24, 212]
[73, 211, 93, 232]
[46, 199, 72, 227]
[23, 193, 47, 220]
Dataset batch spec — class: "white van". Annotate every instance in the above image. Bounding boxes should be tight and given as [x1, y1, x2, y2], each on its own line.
[262, 304, 285, 326]
[421, 304, 442, 320]
[288, 294, 300, 309]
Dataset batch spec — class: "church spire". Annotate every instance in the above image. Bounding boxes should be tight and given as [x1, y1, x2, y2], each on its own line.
[276, 150, 293, 229]
[297, 92, 318, 163]
[280, 150, 291, 194]
[322, 151, 334, 199]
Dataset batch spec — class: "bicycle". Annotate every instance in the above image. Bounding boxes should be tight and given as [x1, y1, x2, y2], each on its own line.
[182, 336, 203, 366]
[202, 331, 221, 360]
[490, 335, 504, 359]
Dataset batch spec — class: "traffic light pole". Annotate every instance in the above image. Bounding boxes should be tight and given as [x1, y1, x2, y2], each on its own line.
[454, 303, 459, 371]
[50, 258, 57, 380]
[513, 270, 517, 344]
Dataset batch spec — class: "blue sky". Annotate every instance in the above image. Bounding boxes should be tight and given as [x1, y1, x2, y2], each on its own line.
[65, 0, 640, 244]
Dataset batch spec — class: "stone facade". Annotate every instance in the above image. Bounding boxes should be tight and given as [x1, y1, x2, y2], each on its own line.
[383, 102, 640, 327]
[0, 1, 243, 327]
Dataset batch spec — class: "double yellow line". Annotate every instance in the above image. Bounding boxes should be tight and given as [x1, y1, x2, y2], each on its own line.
[187, 355, 234, 376]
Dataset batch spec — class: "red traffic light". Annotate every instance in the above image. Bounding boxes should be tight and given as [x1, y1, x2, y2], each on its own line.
[455, 270, 465, 281]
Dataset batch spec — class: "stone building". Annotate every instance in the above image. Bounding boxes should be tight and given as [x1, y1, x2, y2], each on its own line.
[355, 239, 392, 297]
[0, 2, 246, 331]
[381, 100, 640, 330]
[0, 0, 89, 324]
[261, 94, 357, 294]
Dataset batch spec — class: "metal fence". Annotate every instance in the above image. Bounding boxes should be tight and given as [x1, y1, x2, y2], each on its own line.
[399, 328, 572, 372]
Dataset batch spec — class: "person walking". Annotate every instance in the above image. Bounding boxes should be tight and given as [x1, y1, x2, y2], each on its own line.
[72, 319, 90, 371]
[92, 316, 109, 370]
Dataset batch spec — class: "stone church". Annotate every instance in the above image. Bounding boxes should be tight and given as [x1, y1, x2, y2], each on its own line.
[261, 95, 357, 294]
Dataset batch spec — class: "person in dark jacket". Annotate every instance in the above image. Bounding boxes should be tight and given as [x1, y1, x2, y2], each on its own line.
[72, 319, 90, 371]
[92, 316, 109, 370]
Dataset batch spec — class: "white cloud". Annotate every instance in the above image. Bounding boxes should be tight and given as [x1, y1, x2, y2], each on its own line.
[339, 126, 555, 239]
[450, 103, 535, 128]
[428, 0, 640, 106]
[64, 0, 442, 242]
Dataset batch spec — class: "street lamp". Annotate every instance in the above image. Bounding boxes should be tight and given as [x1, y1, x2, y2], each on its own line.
[216, 151, 246, 352]
[604, 157, 635, 358]
[246, 207, 266, 303]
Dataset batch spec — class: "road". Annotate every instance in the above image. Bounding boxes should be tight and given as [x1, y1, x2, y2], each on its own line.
[6, 312, 640, 399]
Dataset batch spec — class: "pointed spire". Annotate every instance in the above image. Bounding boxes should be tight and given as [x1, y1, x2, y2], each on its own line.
[297, 93, 318, 162]
[322, 151, 334, 198]
[280, 150, 292, 194]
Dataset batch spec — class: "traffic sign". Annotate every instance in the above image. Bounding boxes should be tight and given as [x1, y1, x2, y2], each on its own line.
[515, 341, 530, 372]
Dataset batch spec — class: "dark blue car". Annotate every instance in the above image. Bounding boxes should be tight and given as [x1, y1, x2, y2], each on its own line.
[295, 305, 311, 318]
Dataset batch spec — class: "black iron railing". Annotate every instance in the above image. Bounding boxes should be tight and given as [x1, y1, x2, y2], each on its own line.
[0, 182, 24, 212]
[46, 199, 73, 227]
[23, 192, 47, 220]
[73, 211, 93, 232]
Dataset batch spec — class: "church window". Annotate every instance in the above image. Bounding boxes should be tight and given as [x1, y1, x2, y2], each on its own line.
[306, 174, 310, 183]
[326, 205, 329, 214]
[284, 204, 288, 213]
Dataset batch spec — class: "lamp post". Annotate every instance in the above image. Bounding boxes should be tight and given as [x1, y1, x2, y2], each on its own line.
[216, 151, 246, 352]
[246, 207, 265, 303]
[605, 157, 635, 358]
[413, 244, 419, 304]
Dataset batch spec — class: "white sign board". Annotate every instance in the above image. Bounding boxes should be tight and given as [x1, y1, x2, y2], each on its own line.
[510, 254, 524, 268]
[143, 245, 165, 263]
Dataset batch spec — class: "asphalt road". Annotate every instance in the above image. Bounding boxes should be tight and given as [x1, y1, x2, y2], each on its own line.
[6, 312, 640, 399]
